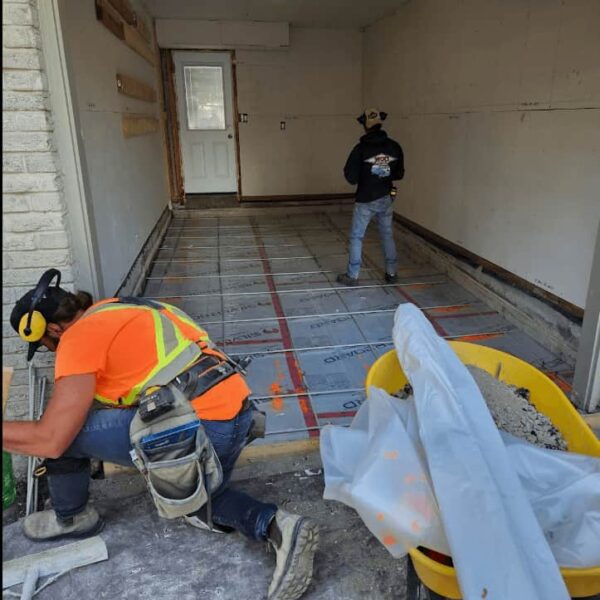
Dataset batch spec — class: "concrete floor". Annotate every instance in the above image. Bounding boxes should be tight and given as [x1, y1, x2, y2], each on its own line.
[3, 460, 408, 600]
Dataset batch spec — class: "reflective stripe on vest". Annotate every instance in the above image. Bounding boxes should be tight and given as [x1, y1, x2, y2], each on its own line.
[83, 300, 205, 406]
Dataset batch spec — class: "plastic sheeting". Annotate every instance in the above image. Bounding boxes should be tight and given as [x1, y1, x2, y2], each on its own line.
[322, 303, 573, 600]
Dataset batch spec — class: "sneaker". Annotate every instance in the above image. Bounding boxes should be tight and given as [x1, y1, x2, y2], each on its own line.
[183, 513, 232, 534]
[336, 273, 358, 287]
[23, 506, 104, 542]
[384, 273, 398, 284]
[267, 510, 320, 600]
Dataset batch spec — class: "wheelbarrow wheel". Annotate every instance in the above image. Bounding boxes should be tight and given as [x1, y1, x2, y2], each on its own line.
[406, 556, 448, 600]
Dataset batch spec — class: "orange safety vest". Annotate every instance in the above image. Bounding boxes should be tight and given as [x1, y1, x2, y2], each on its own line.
[84, 298, 249, 420]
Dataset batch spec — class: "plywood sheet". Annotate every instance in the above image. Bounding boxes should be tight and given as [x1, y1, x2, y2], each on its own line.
[124, 24, 155, 66]
[122, 113, 158, 137]
[116, 73, 156, 102]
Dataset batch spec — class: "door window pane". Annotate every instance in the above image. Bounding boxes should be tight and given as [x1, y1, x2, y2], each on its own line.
[184, 66, 226, 130]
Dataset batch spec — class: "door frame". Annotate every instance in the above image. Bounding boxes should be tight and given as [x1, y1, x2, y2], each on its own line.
[161, 48, 242, 203]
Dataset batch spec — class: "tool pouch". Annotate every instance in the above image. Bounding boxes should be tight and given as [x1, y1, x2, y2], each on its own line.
[129, 385, 223, 520]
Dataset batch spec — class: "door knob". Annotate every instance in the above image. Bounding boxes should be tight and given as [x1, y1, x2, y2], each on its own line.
[228, 134, 233, 139]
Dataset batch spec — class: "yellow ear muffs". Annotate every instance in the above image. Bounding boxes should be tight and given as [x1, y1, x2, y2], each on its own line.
[19, 311, 47, 342]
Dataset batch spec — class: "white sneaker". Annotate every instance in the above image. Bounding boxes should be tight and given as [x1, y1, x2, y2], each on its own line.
[267, 510, 320, 600]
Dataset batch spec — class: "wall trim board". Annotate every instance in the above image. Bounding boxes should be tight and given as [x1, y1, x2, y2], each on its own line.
[122, 113, 159, 137]
[241, 193, 355, 203]
[123, 23, 155, 65]
[116, 73, 156, 102]
[114, 206, 172, 297]
[394, 214, 583, 322]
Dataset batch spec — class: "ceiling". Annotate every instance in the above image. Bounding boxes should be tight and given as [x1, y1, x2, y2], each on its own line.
[143, 0, 408, 29]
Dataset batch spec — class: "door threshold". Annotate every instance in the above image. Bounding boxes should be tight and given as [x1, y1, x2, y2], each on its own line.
[184, 193, 239, 209]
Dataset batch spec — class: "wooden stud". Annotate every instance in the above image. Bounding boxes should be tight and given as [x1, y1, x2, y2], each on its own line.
[116, 73, 156, 102]
[122, 113, 158, 138]
[3, 367, 13, 416]
[101, 438, 320, 478]
[124, 24, 155, 66]
[106, 0, 135, 25]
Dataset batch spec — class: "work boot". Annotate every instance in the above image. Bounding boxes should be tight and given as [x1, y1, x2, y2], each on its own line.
[385, 273, 398, 284]
[267, 510, 320, 600]
[22, 506, 104, 542]
[336, 273, 358, 287]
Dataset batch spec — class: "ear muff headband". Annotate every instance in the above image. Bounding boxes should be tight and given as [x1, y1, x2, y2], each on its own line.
[18, 269, 62, 342]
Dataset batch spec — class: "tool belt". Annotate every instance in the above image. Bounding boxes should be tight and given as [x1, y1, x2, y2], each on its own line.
[129, 384, 223, 521]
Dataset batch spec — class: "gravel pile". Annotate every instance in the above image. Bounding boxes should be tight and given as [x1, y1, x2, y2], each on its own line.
[466, 364, 567, 451]
[393, 366, 568, 451]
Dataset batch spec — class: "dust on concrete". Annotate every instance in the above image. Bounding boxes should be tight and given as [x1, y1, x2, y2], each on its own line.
[466, 364, 567, 451]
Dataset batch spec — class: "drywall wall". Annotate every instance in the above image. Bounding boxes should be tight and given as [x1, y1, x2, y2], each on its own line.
[58, 0, 169, 296]
[236, 27, 362, 196]
[156, 19, 290, 49]
[363, 0, 600, 309]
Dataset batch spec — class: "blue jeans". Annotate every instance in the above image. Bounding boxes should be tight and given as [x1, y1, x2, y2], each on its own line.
[46, 407, 277, 541]
[347, 195, 397, 279]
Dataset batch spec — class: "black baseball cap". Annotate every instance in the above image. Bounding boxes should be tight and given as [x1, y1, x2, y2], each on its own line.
[10, 285, 69, 361]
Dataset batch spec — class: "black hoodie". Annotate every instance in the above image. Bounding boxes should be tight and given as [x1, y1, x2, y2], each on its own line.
[343, 127, 404, 203]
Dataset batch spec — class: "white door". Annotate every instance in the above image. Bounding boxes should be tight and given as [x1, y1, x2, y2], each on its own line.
[173, 51, 238, 194]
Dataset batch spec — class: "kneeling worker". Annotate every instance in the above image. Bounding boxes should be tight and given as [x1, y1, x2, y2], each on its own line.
[3, 269, 319, 600]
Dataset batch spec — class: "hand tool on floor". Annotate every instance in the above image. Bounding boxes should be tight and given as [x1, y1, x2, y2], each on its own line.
[2, 536, 108, 600]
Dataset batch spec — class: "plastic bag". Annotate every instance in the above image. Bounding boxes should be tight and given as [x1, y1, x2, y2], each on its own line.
[321, 386, 450, 558]
[502, 432, 600, 568]
[322, 303, 571, 600]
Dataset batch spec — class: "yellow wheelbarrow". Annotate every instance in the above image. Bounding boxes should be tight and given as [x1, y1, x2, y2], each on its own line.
[365, 341, 600, 599]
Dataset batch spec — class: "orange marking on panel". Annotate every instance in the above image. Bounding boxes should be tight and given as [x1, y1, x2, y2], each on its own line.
[411, 520, 421, 534]
[382, 534, 397, 546]
[376, 513, 385, 522]
[428, 305, 466, 314]
[299, 397, 311, 415]
[456, 332, 504, 343]
[383, 450, 399, 460]
[404, 473, 417, 485]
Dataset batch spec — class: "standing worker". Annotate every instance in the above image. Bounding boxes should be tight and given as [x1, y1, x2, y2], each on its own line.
[337, 108, 405, 286]
[3, 269, 319, 600]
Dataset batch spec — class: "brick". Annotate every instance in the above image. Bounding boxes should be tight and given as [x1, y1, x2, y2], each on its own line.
[2, 25, 40, 49]
[2, 4, 36, 26]
[24, 152, 57, 172]
[1, 195, 29, 212]
[3, 173, 61, 193]
[2, 48, 41, 70]
[2, 234, 36, 251]
[2, 91, 48, 111]
[4, 212, 66, 233]
[3, 110, 51, 131]
[27, 192, 64, 212]
[1, 267, 56, 287]
[2, 154, 25, 172]
[5, 249, 71, 269]
[3, 131, 52, 151]
[3, 70, 45, 92]
[35, 231, 70, 249]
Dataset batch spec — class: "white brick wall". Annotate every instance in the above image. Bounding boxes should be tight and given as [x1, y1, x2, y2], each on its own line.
[2, 0, 75, 418]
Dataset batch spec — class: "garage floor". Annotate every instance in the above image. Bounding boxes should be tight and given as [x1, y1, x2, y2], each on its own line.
[2, 204, 580, 600]
[144, 204, 575, 443]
